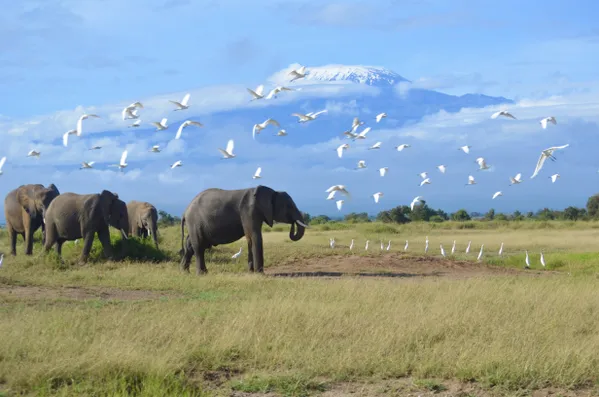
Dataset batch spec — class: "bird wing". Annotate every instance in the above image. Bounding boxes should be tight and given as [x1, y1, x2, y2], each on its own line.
[169, 100, 182, 106]
[515, 173, 522, 181]
[326, 191, 336, 200]
[226, 139, 234, 154]
[549, 144, 569, 151]
[359, 127, 371, 137]
[151, 122, 161, 128]
[255, 167, 261, 177]
[181, 93, 190, 106]
[188, 121, 203, 127]
[468, 175, 475, 182]
[255, 85, 264, 96]
[297, 66, 306, 75]
[291, 113, 306, 119]
[343, 131, 357, 139]
[540, 118, 547, 129]
[505, 112, 517, 119]
[491, 111, 501, 119]
[88, 161, 95, 166]
[76, 118, 83, 136]
[252, 124, 258, 140]
[311, 110, 327, 117]
[120, 150, 128, 165]
[175, 123, 185, 140]
[530, 152, 548, 178]
[132, 101, 143, 108]
[218, 148, 228, 157]
[0, 156, 6, 170]
[336, 200, 343, 210]
[62, 131, 70, 147]
[265, 88, 277, 99]
[379, 168, 386, 176]
[325, 185, 339, 193]
[246, 88, 260, 98]
[266, 118, 280, 127]
[550, 117, 557, 124]
[336, 145, 344, 158]
[121, 107, 129, 120]
[161, 118, 168, 127]
[280, 86, 293, 91]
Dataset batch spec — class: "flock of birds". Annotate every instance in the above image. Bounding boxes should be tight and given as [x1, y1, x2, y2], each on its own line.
[324, 236, 547, 269]
[0, 64, 569, 218]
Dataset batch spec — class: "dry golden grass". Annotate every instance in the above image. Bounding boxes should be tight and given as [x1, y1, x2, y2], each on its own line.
[1, 221, 599, 396]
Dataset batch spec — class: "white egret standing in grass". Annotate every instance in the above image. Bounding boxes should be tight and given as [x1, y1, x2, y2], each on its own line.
[425, 236, 429, 253]
[440, 244, 446, 257]
[477, 244, 484, 261]
[232, 247, 242, 259]
[466, 240, 471, 253]
[365, 240, 369, 251]
[349, 239, 354, 251]
[525, 250, 531, 268]
[540, 251, 546, 267]
[386, 240, 391, 251]
[404, 240, 409, 251]
[499, 242, 504, 256]
[451, 240, 456, 254]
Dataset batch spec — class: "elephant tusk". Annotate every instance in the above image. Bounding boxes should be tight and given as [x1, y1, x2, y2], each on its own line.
[120, 229, 129, 240]
[296, 220, 309, 229]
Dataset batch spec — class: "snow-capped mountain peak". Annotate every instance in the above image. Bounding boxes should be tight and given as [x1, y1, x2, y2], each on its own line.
[268, 64, 410, 87]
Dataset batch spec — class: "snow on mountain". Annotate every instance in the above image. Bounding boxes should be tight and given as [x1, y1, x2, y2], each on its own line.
[268, 63, 410, 87]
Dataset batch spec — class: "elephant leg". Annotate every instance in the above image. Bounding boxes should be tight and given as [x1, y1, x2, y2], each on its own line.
[7, 224, 17, 256]
[189, 237, 207, 275]
[24, 219, 34, 256]
[97, 226, 114, 260]
[41, 221, 46, 247]
[180, 235, 194, 272]
[80, 232, 96, 263]
[250, 231, 265, 273]
[55, 240, 64, 257]
[246, 237, 254, 272]
[43, 223, 57, 254]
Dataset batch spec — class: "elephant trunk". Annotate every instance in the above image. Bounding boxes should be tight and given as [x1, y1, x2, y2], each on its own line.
[148, 218, 159, 248]
[289, 211, 306, 241]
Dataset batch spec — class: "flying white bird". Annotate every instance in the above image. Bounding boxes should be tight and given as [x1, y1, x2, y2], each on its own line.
[540, 251, 546, 267]
[440, 244, 446, 257]
[420, 178, 431, 187]
[175, 120, 203, 140]
[0, 156, 6, 175]
[247, 85, 265, 100]
[326, 191, 337, 200]
[351, 117, 364, 129]
[476, 157, 490, 170]
[252, 119, 281, 140]
[386, 240, 391, 251]
[498, 242, 504, 256]
[291, 110, 327, 123]
[395, 144, 410, 151]
[459, 145, 471, 154]
[115, 150, 128, 171]
[218, 139, 236, 159]
[63, 129, 77, 147]
[171, 160, 182, 169]
[325, 185, 350, 197]
[149, 145, 161, 153]
[266, 86, 296, 99]
[375, 112, 387, 123]
[232, 247, 243, 259]
[89, 146, 102, 150]
[337, 143, 349, 158]
[349, 239, 354, 250]
[525, 250, 530, 268]
[451, 240, 456, 254]
[27, 150, 40, 157]
[477, 244, 484, 261]
[336, 199, 344, 211]
[364, 240, 369, 250]
[379, 167, 388, 177]
[76, 114, 100, 136]
[404, 240, 409, 251]
[253, 167, 262, 179]
[369, 142, 382, 150]
[128, 120, 142, 128]
[419, 172, 428, 179]
[355, 160, 367, 170]
[437, 165, 446, 174]
[372, 192, 384, 203]
[492, 191, 503, 199]
[491, 110, 516, 120]
[410, 196, 423, 211]
[540, 116, 557, 129]
[530, 144, 569, 178]
[275, 129, 288, 137]
[288, 65, 307, 82]
[169, 93, 191, 110]
[549, 173, 560, 183]
[151, 118, 169, 131]
[80, 161, 95, 170]
[510, 173, 522, 185]
[466, 241, 471, 254]
[353, 127, 371, 140]
[122, 102, 142, 120]
[466, 175, 476, 186]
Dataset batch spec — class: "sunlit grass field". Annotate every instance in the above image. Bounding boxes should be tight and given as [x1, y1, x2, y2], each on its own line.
[1, 220, 599, 396]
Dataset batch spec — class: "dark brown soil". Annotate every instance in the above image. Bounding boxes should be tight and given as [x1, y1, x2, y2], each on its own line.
[0, 284, 177, 301]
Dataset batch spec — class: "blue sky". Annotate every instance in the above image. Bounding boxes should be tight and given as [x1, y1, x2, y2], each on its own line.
[1, 0, 599, 220]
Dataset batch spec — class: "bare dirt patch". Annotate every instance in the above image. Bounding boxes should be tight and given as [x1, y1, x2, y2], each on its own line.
[0, 284, 178, 302]
[266, 253, 554, 279]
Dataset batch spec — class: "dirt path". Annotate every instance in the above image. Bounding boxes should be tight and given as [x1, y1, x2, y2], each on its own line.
[0, 284, 178, 301]
[266, 253, 555, 279]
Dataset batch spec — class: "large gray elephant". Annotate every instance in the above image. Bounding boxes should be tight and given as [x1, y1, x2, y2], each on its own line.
[126, 200, 159, 248]
[179, 185, 308, 274]
[4, 183, 61, 255]
[43, 190, 129, 263]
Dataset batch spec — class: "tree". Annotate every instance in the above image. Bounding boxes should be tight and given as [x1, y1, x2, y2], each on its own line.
[429, 215, 444, 223]
[158, 210, 181, 227]
[484, 208, 495, 221]
[526, 211, 534, 219]
[311, 215, 331, 225]
[451, 209, 471, 221]
[301, 212, 311, 224]
[344, 212, 370, 223]
[377, 206, 411, 224]
[563, 206, 584, 221]
[586, 194, 599, 218]
[495, 213, 508, 221]
[512, 210, 523, 221]
[536, 208, 555, 220]
[410, 200, 434, 221]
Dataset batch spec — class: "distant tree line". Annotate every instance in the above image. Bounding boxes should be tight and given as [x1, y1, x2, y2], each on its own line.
[304, 194, 599, 224]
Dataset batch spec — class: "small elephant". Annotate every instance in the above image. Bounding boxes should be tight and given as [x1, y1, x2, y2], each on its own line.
[43, 190, 129, 263]
[180, 185, 308, 274]
[4, 183, 61, 255]
[126, 200, 159, 248]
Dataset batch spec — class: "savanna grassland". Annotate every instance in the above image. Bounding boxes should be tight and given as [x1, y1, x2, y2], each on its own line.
[1, 220, 599, 396]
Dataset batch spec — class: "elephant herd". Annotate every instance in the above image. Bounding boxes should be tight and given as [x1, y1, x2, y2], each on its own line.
[3, 184, 308, 274]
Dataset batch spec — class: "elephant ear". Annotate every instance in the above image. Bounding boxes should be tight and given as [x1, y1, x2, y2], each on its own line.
[46, 183, 60, 195]
[254, 185, 275, 228]
[17, 187, 35, 216]
[99, 190, 117, 224]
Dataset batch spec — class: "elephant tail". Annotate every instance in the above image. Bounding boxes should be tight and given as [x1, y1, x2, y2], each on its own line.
[179, 215, 186, 256]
